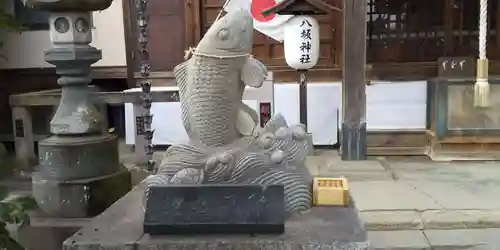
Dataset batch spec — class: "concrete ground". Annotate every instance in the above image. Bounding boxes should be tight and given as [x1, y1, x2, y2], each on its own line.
[312, 149, 500, 250]
[9, 140, 498, 250]
[124, 146, 500, 249]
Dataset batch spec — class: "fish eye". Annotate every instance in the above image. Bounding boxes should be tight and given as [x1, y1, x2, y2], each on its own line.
[241, 26, 246, 32]
[218, 28, 229, 41]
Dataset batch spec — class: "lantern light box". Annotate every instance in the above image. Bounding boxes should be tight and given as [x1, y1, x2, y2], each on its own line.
[284, 15, 320, 70]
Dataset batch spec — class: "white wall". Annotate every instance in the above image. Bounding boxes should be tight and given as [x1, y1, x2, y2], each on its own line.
[273, 81, 428, 145]
[0, 0, 127, 69]
[122, 80, 428, 146]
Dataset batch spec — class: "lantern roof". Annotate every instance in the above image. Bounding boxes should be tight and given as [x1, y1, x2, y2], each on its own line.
[261, 0, 341, 16]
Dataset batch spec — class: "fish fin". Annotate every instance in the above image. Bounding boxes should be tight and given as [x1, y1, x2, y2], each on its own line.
[263, 113, 289, 133]
[240, 102, 259, 123]
[241, 57, 268, 88]
[173, 60, 189, 89]
[236, 103, 259, 136]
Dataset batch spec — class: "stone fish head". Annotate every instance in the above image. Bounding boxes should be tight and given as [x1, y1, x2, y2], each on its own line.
[195, 8, 253, 58]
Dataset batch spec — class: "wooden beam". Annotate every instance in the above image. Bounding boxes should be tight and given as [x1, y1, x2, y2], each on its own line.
[341, 0, 367, 160]
[10, 89, 180, 107]
[122, 0, 136, 88]
[261, 0, 341, 16]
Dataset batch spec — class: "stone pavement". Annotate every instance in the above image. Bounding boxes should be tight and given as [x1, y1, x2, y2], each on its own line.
[311, 150, 500, 250]
[120, 145, 500, 249]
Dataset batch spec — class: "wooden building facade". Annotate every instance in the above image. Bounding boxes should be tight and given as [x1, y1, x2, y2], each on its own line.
[3, 0, 500, 160]
[182, 0, 500, 160]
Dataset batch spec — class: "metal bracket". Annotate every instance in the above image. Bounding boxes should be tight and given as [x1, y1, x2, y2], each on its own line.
[15, 119, 24, 138]
[136, 116, 145, 135]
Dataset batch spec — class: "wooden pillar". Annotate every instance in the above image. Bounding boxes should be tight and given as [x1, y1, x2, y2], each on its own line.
[341, 0, 367, 160]
[298, 71, 308, 127]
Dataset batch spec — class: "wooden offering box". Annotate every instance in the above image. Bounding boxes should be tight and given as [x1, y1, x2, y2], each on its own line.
[313, 177, 349, 206]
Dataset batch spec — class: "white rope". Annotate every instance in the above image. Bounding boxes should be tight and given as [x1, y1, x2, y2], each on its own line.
[185, 47, 250, 60]
[475, 0, 490, 107]
[479, 0, 488, 60]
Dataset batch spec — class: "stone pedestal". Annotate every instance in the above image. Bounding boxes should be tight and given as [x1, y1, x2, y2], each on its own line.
[33, 169, 130, 218]
[63, 184, 371, 250]
[16, 211, 92, 250]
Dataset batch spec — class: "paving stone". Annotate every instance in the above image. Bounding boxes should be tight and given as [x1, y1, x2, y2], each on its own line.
[390, 161, 500, 184]
[368, 230, 431, 250]
[424, 229, 500, 250]
[306, 156, 392, 181]
[314, 149, 340, 157]
[349, 181, 442, 211]
[422, 210, 500, 230]
[305, 157, 321, 176]
[410, 181, 500, 210]
[361, 211, 423, 231]
[320, 159, 386, 173]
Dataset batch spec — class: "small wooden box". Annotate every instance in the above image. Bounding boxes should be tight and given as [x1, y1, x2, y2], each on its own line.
[312, 177, 349, 207]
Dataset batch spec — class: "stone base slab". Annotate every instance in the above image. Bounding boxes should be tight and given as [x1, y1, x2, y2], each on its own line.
[16, 211, 92, 250]
[64, 184, 370, 250]
[33, 169, 131, 218]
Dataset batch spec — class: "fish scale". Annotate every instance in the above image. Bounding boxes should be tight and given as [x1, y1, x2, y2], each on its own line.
[186, 55, 247, 147]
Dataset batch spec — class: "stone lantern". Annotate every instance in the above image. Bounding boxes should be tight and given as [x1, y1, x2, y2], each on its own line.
[26, 0, 131, 218]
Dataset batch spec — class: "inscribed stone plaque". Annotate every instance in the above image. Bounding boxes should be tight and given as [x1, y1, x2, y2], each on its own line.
[143, 184, 285, 235]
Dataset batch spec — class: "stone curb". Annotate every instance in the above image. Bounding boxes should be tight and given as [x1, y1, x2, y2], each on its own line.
[369, 229, 500, 250]
[361, 210, 500, 231]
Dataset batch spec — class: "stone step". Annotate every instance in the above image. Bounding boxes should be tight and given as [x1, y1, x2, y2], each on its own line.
[369, 229, 500, 250]
[305, 155, 394, 181]
[361, 210, 500, 231]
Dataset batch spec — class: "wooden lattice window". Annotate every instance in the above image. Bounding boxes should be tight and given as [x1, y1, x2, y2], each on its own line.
[366, 0, 500, 63]
[449, 0, 498, 58]
[366, 0, 446, 63]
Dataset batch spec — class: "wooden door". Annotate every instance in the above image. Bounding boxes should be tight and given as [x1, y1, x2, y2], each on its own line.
[123, 0, 186, 87]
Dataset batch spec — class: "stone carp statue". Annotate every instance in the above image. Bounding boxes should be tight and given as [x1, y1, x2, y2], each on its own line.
[144, 8, 313, 216]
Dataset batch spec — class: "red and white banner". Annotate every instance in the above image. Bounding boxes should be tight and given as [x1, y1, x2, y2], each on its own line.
[224, 0, 293, 42]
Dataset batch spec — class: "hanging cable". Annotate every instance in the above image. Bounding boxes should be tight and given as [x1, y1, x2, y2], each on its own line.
[136, 0, 155, 171]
